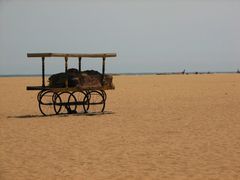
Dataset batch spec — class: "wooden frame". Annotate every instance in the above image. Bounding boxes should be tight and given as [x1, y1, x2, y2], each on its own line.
[27, 53, 117, 58]
[26, 52, 117, 116]
[27, 53, 117, 88]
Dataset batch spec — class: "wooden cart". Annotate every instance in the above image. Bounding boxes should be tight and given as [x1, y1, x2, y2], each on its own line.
[26, 53, 117, 116]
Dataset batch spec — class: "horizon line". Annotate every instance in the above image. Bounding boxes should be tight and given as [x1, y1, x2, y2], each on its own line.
[0, 70, 240, 77]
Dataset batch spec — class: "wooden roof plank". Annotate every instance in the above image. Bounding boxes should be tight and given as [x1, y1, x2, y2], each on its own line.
[27, 53, 117, 58]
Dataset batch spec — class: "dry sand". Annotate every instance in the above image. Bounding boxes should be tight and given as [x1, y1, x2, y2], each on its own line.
[0, 74, 240, 179]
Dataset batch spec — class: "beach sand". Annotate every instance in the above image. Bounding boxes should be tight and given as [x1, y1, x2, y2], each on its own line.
[0, 74, 240, 179]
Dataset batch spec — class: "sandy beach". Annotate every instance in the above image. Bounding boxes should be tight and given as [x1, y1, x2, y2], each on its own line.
[0, 74, 240, 179]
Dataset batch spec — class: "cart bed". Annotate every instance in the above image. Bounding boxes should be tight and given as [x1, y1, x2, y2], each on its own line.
[26, 85, 114, 91]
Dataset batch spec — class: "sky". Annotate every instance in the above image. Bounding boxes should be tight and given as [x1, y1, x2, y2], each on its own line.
[0, 0, 240, 75]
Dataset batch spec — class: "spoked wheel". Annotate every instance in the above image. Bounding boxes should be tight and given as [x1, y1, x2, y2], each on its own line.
[38, 90, 60, 116]
[55, 92, 77, 114]
[72, 91, 89, 113]
[83, 90, 105, 113]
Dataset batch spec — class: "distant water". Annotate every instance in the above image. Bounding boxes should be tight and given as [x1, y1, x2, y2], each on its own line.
[0, 71, 239, 77]
[0, 74, 43, 77]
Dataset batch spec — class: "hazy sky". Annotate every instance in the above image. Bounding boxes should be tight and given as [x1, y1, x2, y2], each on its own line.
[0, 0, 240, 75]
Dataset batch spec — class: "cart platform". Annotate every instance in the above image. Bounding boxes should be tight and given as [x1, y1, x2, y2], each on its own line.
[26, 85, 114, 91]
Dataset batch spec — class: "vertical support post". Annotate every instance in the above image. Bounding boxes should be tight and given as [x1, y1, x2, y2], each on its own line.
[65, 56, 68, 87]
[42, 57, 45, 87]
[65, 56, 68, 73]
[78, 57, 82, 72]
[102, 57, 106, 85]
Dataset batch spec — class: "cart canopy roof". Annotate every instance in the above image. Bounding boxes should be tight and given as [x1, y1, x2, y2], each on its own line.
[27, 53, 117, 58]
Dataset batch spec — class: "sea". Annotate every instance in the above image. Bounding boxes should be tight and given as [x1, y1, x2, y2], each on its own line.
[0, 71, 239, 77]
